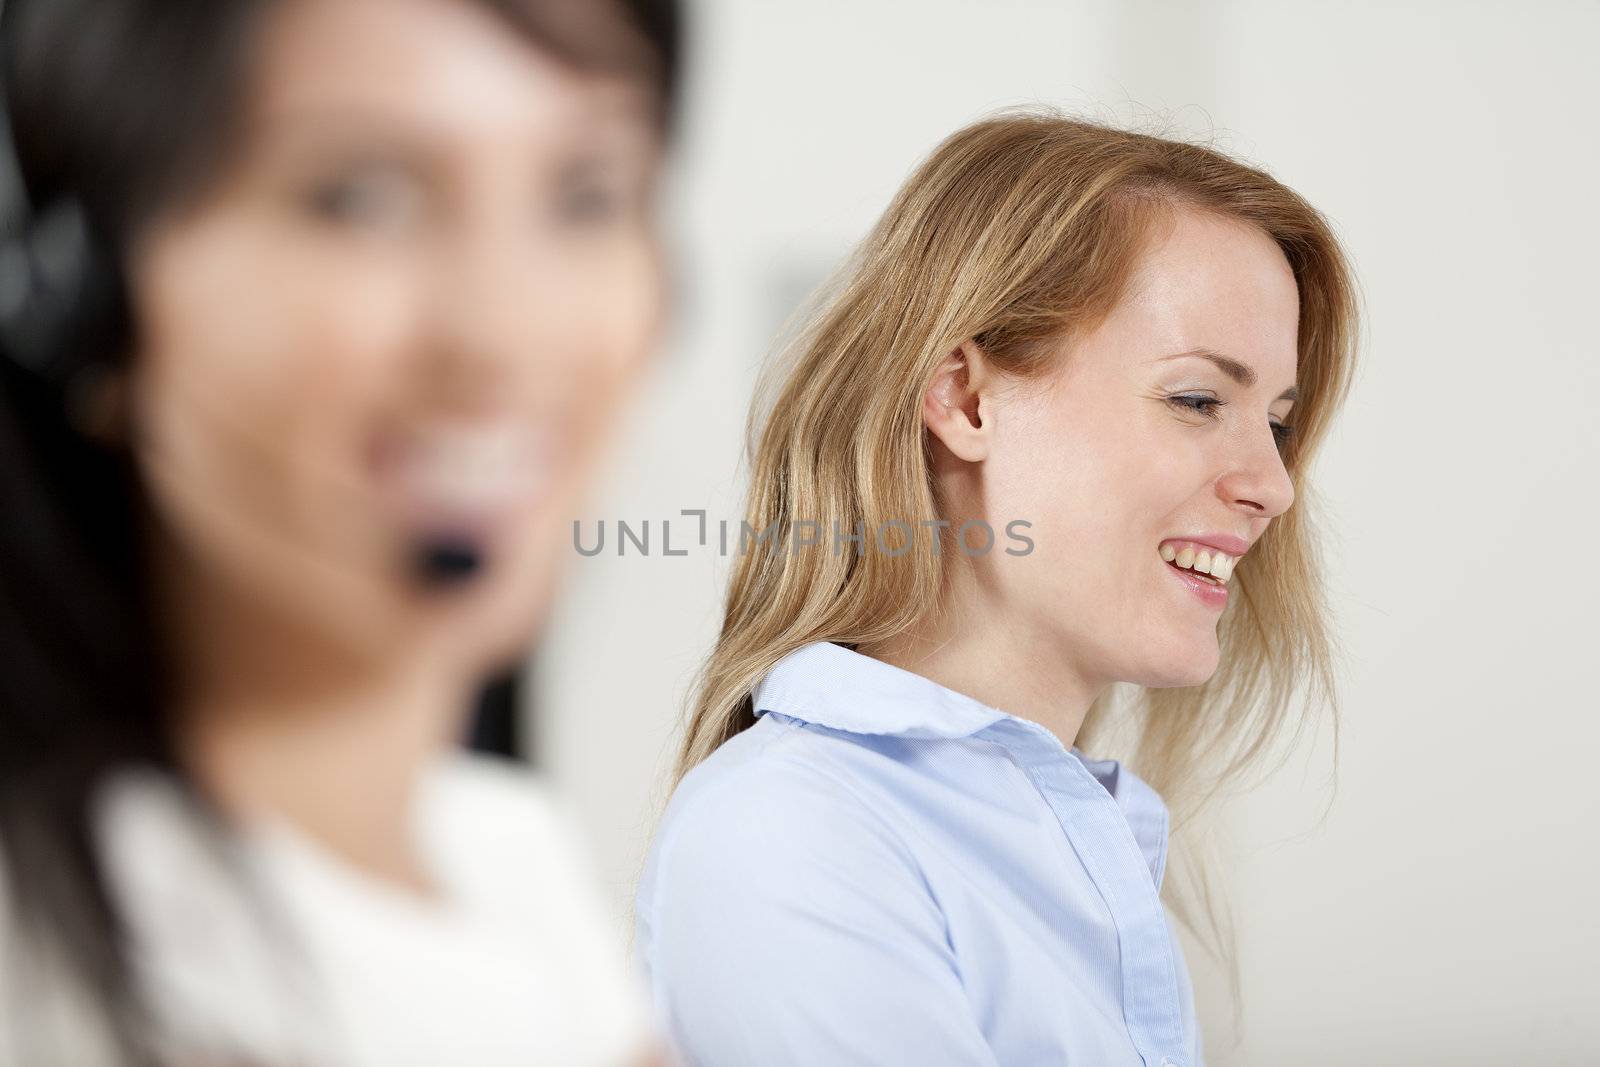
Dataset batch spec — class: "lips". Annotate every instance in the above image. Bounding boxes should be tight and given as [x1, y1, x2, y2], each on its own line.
[1161, 532, 1252, 558]
[1164, 555, 1229, 608]
[368, 421, 551, 538]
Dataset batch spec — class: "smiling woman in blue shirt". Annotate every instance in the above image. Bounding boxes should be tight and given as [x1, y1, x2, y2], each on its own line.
[636, 111, 1360, 1067]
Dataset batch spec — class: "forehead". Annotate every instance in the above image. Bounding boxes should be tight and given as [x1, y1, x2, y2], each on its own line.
[1104, 206, 1300, 381]
[244, 0, 652, 142]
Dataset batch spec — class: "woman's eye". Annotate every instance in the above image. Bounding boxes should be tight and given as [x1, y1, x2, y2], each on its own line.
[1169, 394, 1224, 418]
[1170, 394, 1296, 453]
[554, 180, 626, 224]
[301, 168, 423, 229]
[550, 157, 642, 228]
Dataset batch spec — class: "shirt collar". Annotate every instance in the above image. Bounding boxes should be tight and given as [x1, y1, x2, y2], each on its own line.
[753, 639, 1012, 739]
[752, 640, 1170, 888]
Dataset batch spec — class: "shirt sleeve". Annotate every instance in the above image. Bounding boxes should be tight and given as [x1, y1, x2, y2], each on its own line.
[638, 754, 1002, 1067]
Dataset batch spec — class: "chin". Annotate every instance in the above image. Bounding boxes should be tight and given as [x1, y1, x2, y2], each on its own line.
[437, 560, 561, 674]
[1131, 643, 1221, 689]
[475, 598, 552, 673]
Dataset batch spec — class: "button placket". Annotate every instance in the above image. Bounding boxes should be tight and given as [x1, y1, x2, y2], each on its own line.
[980, 720, 1187, 1064]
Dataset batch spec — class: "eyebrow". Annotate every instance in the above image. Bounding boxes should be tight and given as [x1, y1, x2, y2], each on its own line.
[254, 98, 659, 155]
[1157, 347, 1298, 402]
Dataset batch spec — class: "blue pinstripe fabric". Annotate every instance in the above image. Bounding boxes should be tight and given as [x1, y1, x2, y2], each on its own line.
[637, 641, 1203, 1067]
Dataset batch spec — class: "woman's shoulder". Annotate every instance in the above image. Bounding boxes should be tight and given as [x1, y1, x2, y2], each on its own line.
[661, 710, 904, 820]
[635, 721, 958, 1052]
[641, 718, 927, 915]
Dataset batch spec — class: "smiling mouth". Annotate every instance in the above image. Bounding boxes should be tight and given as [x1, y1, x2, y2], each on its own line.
[368, 421, 552, 538]
[1165, 560, 1223, 586]
[1158, 540, 1241, 585]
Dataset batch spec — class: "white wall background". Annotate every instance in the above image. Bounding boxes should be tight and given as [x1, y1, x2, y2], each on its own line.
[532, 2, 1600, 1063]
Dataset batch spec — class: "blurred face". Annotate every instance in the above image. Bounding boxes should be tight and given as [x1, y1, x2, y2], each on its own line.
[124, 0, 667, 680]
[977, 207, 1299, 689]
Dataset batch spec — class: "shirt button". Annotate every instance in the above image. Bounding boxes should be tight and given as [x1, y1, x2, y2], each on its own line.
[1159, 1059, 1181, 1067]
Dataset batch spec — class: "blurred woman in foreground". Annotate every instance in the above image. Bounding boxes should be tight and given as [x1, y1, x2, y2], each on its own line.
[0, 0, 679, 1063]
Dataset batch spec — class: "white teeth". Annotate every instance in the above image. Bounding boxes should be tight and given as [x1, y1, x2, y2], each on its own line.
[1159, 541, 1239, 584]
[377, 423, 550, 520]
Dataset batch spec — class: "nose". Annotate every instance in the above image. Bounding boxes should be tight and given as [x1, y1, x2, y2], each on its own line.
[414, 227, 555, 415]
[1214, 424, 1296, 520]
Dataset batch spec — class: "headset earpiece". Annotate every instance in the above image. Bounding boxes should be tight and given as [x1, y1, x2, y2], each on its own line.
[0, 0, 121, 393]
[0, 196, 111, 388]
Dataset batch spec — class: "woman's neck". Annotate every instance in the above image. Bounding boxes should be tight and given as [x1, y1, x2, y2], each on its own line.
[158, 559, 478, 899]
[178, 657, 471, 899]
[860, 569, 1104, 752]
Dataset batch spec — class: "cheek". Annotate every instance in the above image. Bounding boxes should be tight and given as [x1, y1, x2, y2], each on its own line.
[437, 241, 668, 658]
[129, 224, 424, 639]
[986, 393, 1187, 617]
[533, 241, 665, 455]
[137, 219, 412, 420]
[564, 241, 664, 366]
[140, 234, 407, 496]
[989, 398, 1130, 543]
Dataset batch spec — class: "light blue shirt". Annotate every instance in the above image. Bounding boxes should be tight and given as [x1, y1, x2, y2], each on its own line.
[636, 640, 1203, 1067]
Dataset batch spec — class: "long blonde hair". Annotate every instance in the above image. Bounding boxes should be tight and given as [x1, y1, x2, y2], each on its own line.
[674, 109, 1359, 1010]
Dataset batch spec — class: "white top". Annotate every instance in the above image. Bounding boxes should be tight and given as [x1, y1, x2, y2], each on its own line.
[0, 753, 655, 1067]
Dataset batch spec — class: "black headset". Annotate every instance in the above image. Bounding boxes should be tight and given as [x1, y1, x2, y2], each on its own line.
[0, 0, 122, 393]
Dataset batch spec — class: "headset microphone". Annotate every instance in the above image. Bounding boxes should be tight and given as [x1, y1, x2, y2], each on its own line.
[410, 533, 487, 589]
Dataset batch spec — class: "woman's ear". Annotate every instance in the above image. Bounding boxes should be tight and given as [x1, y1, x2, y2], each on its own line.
[923, 339, 994, 462]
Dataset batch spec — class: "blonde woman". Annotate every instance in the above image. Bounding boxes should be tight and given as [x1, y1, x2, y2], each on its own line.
[636, 113, 1357, 1067]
